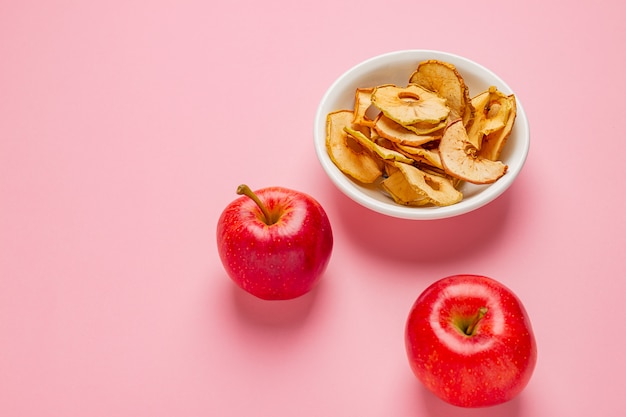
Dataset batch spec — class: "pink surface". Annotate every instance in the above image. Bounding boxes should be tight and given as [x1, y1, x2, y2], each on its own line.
[1, 1, 625, 416]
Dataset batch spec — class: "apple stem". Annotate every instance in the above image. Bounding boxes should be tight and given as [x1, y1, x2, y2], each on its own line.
[465, 307, 488, 336]
[237, 184, 276, 225]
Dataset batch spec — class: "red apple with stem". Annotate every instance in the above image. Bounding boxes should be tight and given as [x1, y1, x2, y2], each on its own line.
[405, 274, 537, 408]
[217, 184, 333, 300]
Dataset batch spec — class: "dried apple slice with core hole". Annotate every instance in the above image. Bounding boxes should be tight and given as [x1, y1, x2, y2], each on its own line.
[394, 144, 443, 169]
[439, 119, 508, 184]
[394, 161, 463, 206]
[479, 94, 517, 161]
[352, 88, 376, 127]
[466, 86, 513, 149]
[404, 119, 447, 136]
[343, 126, 414, 164]
[409, 59, 472, 123]
[326, 110, 383, 183]
[381, 169, 430, 206]
[371, 84, 450, 125]
[373, 114, 440, 147]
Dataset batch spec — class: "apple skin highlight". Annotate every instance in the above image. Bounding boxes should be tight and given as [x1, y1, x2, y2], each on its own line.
[217, 186, 333, 300]
[405, 274, 537, 408]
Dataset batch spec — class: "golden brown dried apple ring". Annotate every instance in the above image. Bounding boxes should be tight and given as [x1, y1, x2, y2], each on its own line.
[343, 126, 414, 164]
[479, 94, 517, 161]
[466, 86, 513, 149]
[439, 119, 507, 184]
[373, 114, 441, 147]
[352, 88, 375, 127]
[371, 84, 450, 125]
[394, 161, 463, 206]
[409, 59, 472, 124]
[381, 169, 430, 206]
[326, 110, 383, 183]
[394, 144, 443, 169]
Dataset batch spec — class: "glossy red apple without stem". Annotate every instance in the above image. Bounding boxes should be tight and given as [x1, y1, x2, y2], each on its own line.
[405, 274, 537, 408]
[217, 184, 333, 300]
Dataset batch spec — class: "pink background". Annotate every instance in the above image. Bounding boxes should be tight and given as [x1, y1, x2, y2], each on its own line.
[1, 1, 625, 416]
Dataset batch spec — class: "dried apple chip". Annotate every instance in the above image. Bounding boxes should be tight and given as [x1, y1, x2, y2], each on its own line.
[439, 119, 507, 184]
[394, 144, 443, 169]
[404, 119, 447, 136]
[326, 110, 383, 183]
[466, 86, 513, 149]
[479, 94, 517, 161]
[394, 161, 463, 206]
[371, 84, 450, 125]
[381, 169, 430, 206]
[409, 59, 472, 124]
[344, 126, 414, 164]
[373, 114, 440, 147]
[352, 88, 376, 127]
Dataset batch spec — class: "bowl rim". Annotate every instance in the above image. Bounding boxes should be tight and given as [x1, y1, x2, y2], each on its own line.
[314, 49, 530, 220]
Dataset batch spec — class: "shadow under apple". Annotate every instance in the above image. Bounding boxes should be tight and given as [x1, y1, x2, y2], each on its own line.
[229, 277, 323, 330]
[419, 381, 523, 417]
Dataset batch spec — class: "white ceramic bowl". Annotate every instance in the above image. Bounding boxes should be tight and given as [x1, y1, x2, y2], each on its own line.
[314, 50, 530, 220]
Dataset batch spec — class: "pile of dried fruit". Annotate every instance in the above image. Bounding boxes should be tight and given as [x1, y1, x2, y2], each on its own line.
[326, 59, 516, 207]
